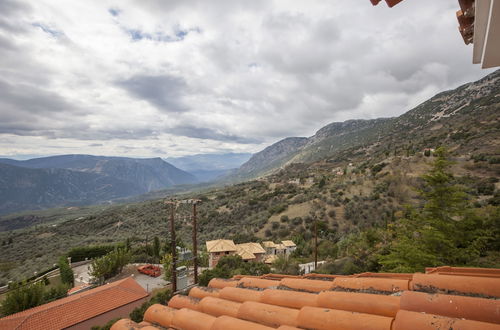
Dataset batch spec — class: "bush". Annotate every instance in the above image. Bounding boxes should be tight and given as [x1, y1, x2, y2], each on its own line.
[68, 245, 117, 262]
[1, 281, 69, 317]
[129, 288, 172, 323]
[292, 217, 303, 226]
[476, 180, 495, 195]
[371, 162, 387, 175]
[91, 318, 121, 330]
[58, 256, 74, 287]
[198, 255, 270, 286]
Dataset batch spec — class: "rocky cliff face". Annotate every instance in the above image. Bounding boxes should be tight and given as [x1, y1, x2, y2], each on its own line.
[236, 137, 308, 178]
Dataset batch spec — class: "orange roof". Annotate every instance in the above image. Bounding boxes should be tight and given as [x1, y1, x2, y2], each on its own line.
[111, 266, 500, 330]
[0, 277, 148, 330]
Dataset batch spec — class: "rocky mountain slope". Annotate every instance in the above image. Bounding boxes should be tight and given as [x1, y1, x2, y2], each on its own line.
[0, 71, 498, 284]
[234, 69, 500, 179]
[0, 155, 197, 214]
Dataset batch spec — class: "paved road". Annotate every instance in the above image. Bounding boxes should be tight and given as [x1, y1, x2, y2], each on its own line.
[73, 263, 93, 285]
[73, 263, 198, 293]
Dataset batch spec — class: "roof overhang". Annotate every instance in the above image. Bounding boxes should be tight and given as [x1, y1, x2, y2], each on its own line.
[473, 0, 500, 68]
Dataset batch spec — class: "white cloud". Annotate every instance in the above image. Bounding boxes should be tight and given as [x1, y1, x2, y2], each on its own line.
[0, 0, 494, 158]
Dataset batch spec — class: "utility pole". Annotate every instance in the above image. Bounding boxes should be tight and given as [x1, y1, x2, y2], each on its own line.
[165, 200, 177, 292]
[192, 200, 201, 284]
[314, 218, 318, 269]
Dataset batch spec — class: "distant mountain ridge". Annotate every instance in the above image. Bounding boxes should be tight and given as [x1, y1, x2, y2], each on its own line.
[167, 153, 252, 182]
[0, 155, 197, 215]
[234, 69, 500, 179]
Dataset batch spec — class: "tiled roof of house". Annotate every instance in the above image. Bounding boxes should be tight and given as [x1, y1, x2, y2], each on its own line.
[0, 277, 148, 330]
[111, 266, 500, 330]
[263, 255, 278, 264]
[262, 241, 277, 248]
[235, 243, 266, 260]
[281, 240, 296, 247]
[206, 239, 237, 253]
[275, 243, 286, 250]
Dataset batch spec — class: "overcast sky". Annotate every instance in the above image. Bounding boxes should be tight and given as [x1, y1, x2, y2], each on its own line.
[0, 0, 494, 159]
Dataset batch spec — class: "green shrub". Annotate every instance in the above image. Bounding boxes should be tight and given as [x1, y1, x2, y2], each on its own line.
[129, 288, 172, 323]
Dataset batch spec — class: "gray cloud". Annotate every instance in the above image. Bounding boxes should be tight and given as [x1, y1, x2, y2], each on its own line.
[0, 79, 87, 136]
[117, 75, 188, 113]
[170, 126, 260, 144]
[0, 0, 495, 158]
[0, 0, 31, 34]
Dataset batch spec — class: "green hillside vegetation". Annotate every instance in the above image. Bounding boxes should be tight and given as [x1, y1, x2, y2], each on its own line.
[0, 144, 498, 285]
[0, 71, 499, 285]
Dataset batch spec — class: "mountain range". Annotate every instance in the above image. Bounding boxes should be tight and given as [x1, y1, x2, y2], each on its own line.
[0, 69, 499, 215]
[0, 155, 197, 215]
[233, 69, 500, 179]
[0, 70, 498, 284]
[167, 153, 252, 182]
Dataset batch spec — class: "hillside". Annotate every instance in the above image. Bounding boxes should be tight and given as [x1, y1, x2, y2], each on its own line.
[167, 153, 252, 182]
[234, 69, 500, 179]
[0, 71, 498, 284]
[0, 155, 197, 214]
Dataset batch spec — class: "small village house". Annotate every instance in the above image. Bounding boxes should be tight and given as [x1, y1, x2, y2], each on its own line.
[207, 239, 295, 268]
[206, 239, 237, 268]
[281, 240, 297, 254]
[262, 241, 277, 255]
[0, 277, 148, 330]
[235, 243, 266, 262]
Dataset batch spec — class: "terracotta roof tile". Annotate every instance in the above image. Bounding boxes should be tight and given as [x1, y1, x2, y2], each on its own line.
[261, 289, 317, 309]
[112, 266, 500, 330]
[208, 277, 239, 289]
[400, 291, 500, 324]
[0, 277, 148, 330]
[411, 273, 500, 298]
[199, 296, 241, 318]
[393, 310, 500, 330]
[280, 278, 334, 293]
[142, 304, 176, 327]
[354, 272, 414, 280]
[237, 301, 299, 328]
[189, 286, 220, 299]
[425, 266, 500, 278]
[168, 294, 201, 310]
[211, 315, 274, 330]
[238, 277, 280, 289]
[172, 308, 216, 330]
[219, 287, 263, 303]
[262, 273, 299, 280]
[317, 291, 400, 317]
[333, 276, 409, 293]
[297, 306, 394, 330]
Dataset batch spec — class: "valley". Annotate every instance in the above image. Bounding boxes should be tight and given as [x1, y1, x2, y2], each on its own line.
[0, 69, 499, 286]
